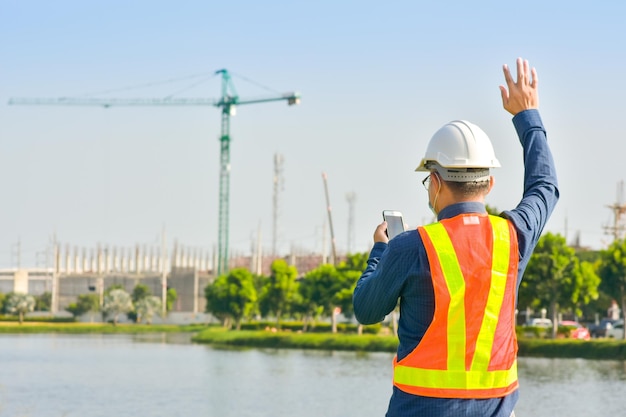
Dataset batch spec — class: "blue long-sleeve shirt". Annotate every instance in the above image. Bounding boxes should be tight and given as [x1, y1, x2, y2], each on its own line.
[353, 109, 559, 417]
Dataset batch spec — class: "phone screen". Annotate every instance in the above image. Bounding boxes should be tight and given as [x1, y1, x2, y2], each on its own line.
[383, 211, 405, 239]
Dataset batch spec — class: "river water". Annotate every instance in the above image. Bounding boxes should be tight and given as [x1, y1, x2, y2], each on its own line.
[0, 333, 624, 417]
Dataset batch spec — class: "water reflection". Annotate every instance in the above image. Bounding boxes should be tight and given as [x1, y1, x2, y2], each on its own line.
[1, 335, 625, 417]
[516, 357, 626, 417]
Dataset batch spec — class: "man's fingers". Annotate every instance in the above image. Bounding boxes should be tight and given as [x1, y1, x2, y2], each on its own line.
[502, 64, 514, 87]
[530, 67, 538, 88]
[517, 58, 528, 85]
[499, 85, 509, 105]
[523, 59, 531, 84]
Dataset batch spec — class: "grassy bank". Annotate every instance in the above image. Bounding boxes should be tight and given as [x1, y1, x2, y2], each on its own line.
[0, 322, 207, 334]
[517, 338, 626, 360]
[3, 322, 626, 360]
[193, 327, 626, 360]
[192, 327, 398, 352]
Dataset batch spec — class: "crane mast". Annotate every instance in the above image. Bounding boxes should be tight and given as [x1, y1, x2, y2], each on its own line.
[9, 69, 300, 277]
[216, 69, 236, 276]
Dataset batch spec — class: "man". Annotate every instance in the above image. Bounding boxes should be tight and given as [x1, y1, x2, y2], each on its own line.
[607, 300, 620, 320]
[353, 58, 559, 417]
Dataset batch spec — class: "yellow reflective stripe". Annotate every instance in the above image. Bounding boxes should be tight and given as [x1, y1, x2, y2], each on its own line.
[395, 360, 517, 390]
[423, 223, 466, 371]
[471, 216, 511, 371]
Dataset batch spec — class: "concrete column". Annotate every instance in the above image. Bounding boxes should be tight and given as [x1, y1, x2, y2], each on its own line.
[193, 268, 199, 314]
[104, 246, 111, 273]
[135, 244, 141, 273]
[143, 245, 149, 273]
[151, 247, 157, 272]
[90, 248, 96, 273]
[82, 248, 88, 273]
[111, 247, 118, 272]
[181, 246, 189, 268]
[52, 242, 59, 314]
[171, 240, 178, 269]
[14, 270, 28, 293]
[74, 246, 80, 274]
[120, 248, 127, 273]
[65, 244, 71, 274]
[96, 245, 103, 274]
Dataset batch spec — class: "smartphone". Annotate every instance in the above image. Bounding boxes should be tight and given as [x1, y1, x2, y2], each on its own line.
[382, 210, 405, 239]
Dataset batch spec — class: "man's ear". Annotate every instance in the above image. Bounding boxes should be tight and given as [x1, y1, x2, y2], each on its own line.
[487, 176, 495, 194]
[432, 171, 443, 190]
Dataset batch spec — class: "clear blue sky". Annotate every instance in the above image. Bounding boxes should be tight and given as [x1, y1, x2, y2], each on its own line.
[2, 1, 625, 268]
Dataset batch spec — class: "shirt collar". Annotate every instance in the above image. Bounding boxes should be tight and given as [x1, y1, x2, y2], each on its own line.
[437, 202, 488, 221]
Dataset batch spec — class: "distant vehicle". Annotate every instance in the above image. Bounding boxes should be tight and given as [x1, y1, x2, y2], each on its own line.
[589, 318, 618, 338]
[607, 319, 625, 339]
[528, 318, 552, 328]
[559, 320, 590, 340]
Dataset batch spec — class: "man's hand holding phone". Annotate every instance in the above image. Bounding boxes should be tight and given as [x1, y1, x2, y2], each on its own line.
[380, 210, 405, 242]
[374, 221, 390, 244]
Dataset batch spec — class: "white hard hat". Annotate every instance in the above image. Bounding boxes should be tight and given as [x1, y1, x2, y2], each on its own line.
[415, 120, 500, 182]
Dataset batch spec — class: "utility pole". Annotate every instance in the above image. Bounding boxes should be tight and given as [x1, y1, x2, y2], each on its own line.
[272, 153, 285, 256]
[255, 221, 263, 275]
[604, 180, 626, 242]
[51, 235, 59, 315]
[322, 172, 337, 265]
[346, 192, 356, 254]
[161, 225, 168, 318]
[11, 238, 21, 270]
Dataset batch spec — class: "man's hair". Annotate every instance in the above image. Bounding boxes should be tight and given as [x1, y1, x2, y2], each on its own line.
[443, 179, 490, 198]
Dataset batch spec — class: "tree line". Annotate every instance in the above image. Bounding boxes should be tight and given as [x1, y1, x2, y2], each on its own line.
[205, 253, 367, 331]
[3, 231, 625, 336]
[205, 232, 626, 338]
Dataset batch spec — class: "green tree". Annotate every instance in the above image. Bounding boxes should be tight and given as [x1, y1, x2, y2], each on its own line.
[259, 259, 299, 328]
[299, 264, 354, 333]
[166, 287, 178, 312]
[105, 283, 124, 295]
[332, 271, 360, 320]
[65, 294, 100, 321]
[132, 283, 151, 303]
[205, 268, 257, 330]
[336, 253, 368, 320]
[598, 238, 626, 339]
[0, 292, 7, 314]
[339, 252, 368, 272]
[102, 289, 133, 325]
[34, 292, 51, 311]
[520, 233, 599, 338]
[571, 260, 601, 317]
[128, 283, 153, 322]
[135, 296, 162, 324]
[485, 204, 501, 216]
[5, 292, 35, 324]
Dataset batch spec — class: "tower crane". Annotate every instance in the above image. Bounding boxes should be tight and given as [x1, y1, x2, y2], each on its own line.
[9, 69, 301, 276]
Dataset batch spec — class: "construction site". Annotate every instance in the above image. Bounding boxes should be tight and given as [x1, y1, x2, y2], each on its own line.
[4, 69, 363, 317]
[0, 244, 343, 317]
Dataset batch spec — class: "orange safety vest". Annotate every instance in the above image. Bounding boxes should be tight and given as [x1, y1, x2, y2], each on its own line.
[393, 214, 519, 399]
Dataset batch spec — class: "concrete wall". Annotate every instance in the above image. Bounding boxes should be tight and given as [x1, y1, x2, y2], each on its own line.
[0, 251, 338, 314]
[0, 269, 214, 314]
